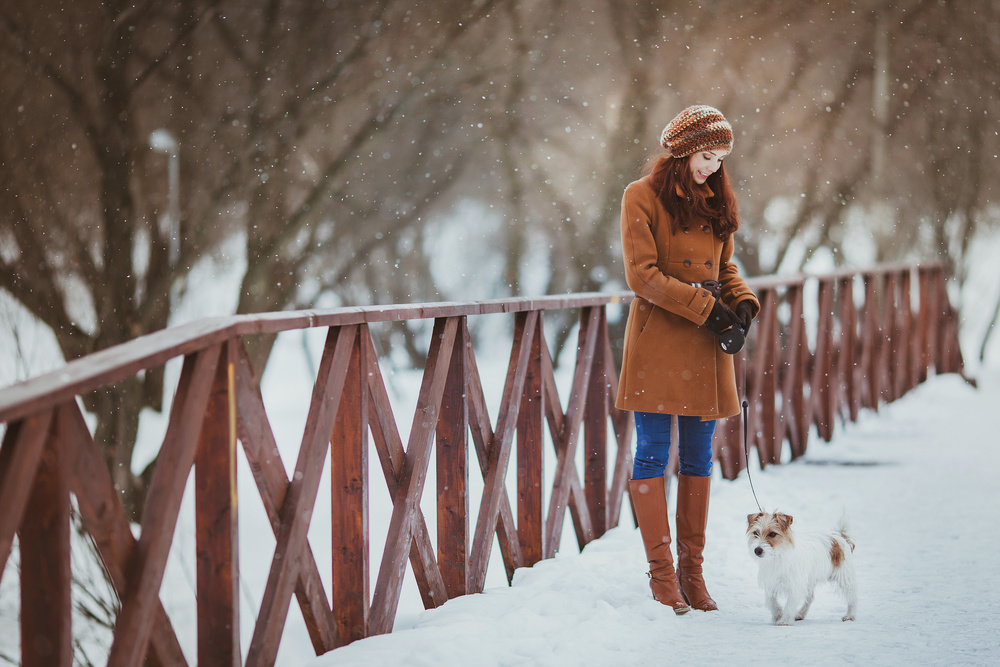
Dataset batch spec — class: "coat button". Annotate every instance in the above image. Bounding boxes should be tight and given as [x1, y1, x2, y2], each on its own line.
[684, 259, 691, 267]
[705, 260, 713, 268]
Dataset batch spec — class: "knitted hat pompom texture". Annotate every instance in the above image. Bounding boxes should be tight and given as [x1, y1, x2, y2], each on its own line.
[659, 105, 733, 158]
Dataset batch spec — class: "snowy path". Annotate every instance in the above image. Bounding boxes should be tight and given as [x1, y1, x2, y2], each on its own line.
[309, 369, 1000, 667]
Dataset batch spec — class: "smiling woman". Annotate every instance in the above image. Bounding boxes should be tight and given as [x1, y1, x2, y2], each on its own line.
[688, 149, 730, 185]
[618, 104, 759, 615]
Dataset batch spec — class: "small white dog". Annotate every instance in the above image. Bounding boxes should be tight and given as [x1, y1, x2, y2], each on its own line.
[746, 511, 858, 625]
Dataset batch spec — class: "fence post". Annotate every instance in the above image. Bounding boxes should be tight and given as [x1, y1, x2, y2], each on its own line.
[837, 275, 860, 422]
[331, 326, 370, 642]
[584, 307, 609, 538]
[20, 431, 72, 666]
[438, 318, 470, 597]
[195, 342, 241, 666]
[517, 311, 545, 566]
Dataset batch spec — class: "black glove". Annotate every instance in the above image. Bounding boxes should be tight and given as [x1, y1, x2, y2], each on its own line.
[735, 301, 755, 335]
[704, 299, 740, 335]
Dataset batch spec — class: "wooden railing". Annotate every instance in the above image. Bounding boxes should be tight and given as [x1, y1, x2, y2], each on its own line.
[0, 262, 964, 665]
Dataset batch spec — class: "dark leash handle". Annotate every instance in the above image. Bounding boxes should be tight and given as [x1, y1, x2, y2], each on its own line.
[710, 325, 746, 354]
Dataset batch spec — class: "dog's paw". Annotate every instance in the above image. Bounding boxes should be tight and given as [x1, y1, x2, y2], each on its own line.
[842, 614, 855, 622]
[774, 617, 794, 626]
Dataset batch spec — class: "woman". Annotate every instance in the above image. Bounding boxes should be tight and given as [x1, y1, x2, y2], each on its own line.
[617, 105, 759, 614]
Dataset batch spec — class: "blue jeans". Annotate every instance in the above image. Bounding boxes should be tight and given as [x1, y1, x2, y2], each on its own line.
[632, 411, 716, 479]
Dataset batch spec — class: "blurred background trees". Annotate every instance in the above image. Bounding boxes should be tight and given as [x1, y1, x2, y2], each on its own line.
[2, 0, 999, 518]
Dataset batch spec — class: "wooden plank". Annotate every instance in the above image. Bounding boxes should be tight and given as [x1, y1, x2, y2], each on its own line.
[715, 347, 746, 481]
[468, 311, 536, 589]
[0, 294, 639, 425]
[56, 402, 187, 666]
[331, 327, 370, 643]
[927, 267, 943, 373]
[811, 280, 835, 442]
[463, 336, 522, 585]
[108, 344, 223, 667]
[916, 269, 933, 383]
[544, 307, 599, 558]
[882, 273, 899, 402]
[231, 340, 338, 653]
[584, 308, 609, 538]
[904, 270, 921, 390]
[20, 432, 72, 666]
[859, 276, 880, 410]
[540, 333, 566, 440]
[369, 317, 459, 635]
[438, 318, 469, 598]
[603, 328, 633, 525]
[517, 312, 544, 566]
[195, 342, 241, 667]
[2, 264, 952, 425]
[246, 325, 357, 665]
[362, 333, 449, 609]
[782, 284, 808, 458]
[835, 276, 860, 423]
[754, 290, 780, 467]
[0, 411, 51, 577]
[0, 320, 236, 424]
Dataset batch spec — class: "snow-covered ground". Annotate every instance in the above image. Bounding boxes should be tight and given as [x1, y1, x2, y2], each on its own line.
[2, 230, 999, 665]
[306, 368, 1000, 667]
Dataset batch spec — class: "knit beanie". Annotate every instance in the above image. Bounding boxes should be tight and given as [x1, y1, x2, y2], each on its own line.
[659, 105, 733, 158]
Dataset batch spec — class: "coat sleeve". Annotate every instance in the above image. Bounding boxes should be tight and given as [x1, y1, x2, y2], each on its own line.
[620, 183, 715, 325]
[718, 235, 760, 318]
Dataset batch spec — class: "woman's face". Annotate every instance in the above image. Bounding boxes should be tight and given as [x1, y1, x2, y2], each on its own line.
[687, 149, 730, 184]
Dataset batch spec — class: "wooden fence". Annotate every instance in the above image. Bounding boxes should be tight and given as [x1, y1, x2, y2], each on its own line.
[0, 262, 964, 665]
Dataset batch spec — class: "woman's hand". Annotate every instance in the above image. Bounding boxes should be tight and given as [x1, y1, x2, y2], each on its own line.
[735, 301, 755, 334]
[704, 300, 740, 335]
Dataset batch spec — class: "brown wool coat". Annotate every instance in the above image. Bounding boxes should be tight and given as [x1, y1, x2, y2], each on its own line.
[615, 175, 760, 419]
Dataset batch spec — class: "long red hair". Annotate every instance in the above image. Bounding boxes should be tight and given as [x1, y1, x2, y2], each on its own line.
[643, 153, 741, 240]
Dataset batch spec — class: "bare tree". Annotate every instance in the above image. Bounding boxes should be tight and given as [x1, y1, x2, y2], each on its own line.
[3, 0, 999, 521]
[0, 0, 502, 518]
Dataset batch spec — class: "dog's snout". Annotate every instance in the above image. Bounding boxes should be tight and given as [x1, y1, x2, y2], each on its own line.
[754, 546, 764, 557]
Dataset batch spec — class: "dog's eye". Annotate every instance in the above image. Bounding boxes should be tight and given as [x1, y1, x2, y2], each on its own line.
[767, 532, 777, 538]
[752, 531, 759, 537]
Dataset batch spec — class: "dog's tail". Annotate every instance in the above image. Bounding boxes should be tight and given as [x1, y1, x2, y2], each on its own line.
[836, 513, 855, 552]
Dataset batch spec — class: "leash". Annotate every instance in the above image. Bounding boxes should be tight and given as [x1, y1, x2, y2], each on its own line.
[741, 347, 763, 512]
[704, 278, 763, 511]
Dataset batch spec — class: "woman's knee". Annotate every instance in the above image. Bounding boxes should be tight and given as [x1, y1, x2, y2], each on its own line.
[677, 417, 716, 476]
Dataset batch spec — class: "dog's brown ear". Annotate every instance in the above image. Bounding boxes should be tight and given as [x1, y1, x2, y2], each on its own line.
[775, 512, 794, 529]
[747, 512, 763, 526]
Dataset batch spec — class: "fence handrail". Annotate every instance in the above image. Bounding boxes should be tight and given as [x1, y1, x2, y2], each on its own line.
[0, 292, 636, 423]
[0, 260, 963, 665]
[0, 260, 950, 422]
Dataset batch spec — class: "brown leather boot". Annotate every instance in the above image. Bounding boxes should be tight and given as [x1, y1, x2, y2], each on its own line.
[676, 474, 718, 611]
[629, 478, 691, 614]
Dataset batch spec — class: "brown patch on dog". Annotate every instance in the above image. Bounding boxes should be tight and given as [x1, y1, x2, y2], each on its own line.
[830, 537, 845, 567]
[747, 512, 764, 527]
